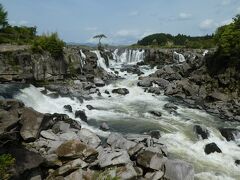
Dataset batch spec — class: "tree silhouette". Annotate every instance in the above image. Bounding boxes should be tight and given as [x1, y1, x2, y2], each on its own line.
[93, 34, 107, 47]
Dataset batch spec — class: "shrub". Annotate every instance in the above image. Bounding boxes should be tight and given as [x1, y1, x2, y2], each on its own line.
[32, 32, 65, 59]
[0, 154, 15, 180]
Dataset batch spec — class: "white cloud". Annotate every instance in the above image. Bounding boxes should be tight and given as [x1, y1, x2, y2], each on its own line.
[221, 0, 231, 6]
[199, 19, 217, 30]
[179, 13, 192, 20]
[128, 11, 139, 16]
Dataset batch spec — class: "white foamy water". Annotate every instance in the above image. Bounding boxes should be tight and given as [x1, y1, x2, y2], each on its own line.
[14, 49, 240, 180]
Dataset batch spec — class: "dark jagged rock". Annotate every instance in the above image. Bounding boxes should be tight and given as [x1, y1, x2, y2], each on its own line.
[112, 88, 129, 95]
[149, 111, 162, 117]
[235, 160, 240, 166]
[204, 143, 222, 155]
[86, 105, 94, 110]
[75, 110, 88, 122]
[104, 90, 110, 94]
[148, 130, 161, 139]
[63, 105, 72, 112]
[193, 125, 209, 140]
[219, 128, 240, 141]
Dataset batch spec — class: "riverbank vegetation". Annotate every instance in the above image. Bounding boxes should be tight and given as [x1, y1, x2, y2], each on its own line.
[0, 3, 65, 59]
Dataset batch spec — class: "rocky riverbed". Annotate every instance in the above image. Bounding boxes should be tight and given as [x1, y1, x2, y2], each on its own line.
[0, 45, 240, 180]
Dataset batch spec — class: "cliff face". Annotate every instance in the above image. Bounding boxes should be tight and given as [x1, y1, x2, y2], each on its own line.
[0, 45, 109, 83]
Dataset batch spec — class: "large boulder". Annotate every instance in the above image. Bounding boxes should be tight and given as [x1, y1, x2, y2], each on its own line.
[94, 78, 105, 87]
[154, 78, 170, 90]
[112, 88, 129, 95]
[63, 105, 72, 112]
[164, 159, 194, 180]
[56, 140, 98, 162]
[204, 143, 222, 154]
[219, 128, 240, 141]
[136, 150, 167, 170]
[20, 107, 44, 142]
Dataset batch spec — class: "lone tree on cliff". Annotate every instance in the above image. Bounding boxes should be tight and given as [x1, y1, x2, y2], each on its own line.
[93, 34, 107, 48]
[0, 4, 8, 29]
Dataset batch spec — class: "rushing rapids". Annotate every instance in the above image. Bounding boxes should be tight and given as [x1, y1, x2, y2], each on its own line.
[12, 49, 240, 180]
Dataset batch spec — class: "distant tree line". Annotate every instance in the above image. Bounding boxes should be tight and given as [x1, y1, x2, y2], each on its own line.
[0, 3, 65, 59]
[137, 33, 215, 49]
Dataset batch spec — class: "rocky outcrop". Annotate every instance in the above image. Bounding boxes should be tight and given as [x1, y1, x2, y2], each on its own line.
[0, 45, 112, 83]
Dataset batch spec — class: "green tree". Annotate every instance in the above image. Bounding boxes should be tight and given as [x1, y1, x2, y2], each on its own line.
[0, 4, 8, 29]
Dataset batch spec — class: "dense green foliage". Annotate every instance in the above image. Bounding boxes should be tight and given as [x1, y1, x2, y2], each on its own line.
[0, 26, 37, 44]
[137, 33, 215, 48]
[0, 154, 15, 180]
[207, 14, 240, 75]
[0, 4, 8, 29]
[32, 33, 65, 59]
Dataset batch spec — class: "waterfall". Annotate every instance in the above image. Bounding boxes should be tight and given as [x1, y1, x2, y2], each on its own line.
[173, 52, 186, 63]
[93, 50, 113, 73]
[79, 50, 86, 69]
[113, 49, 145, 64]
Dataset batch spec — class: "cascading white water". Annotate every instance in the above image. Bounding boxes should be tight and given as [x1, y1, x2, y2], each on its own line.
[79, 50, 86, 68]
[174, 51, 186, 63]
[93, 50, 113, 73]
[113, 49, 144, 64]
[13, 48, 240, 180]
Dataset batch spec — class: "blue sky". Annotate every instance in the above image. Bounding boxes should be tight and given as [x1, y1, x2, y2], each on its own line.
[1, 0, 240, 45]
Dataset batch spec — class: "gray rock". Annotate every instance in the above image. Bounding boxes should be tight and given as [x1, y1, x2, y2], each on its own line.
[52, 121, 70, 134]
[77, 128, 101, 148]
[98, 149, 131, 168]
[148, 87, 161, 95]
[56, 140, 98, 162]
[154, 78, 170, 89]
[116, 164, 138, 179]
[145, 171, 164, 180]
[137, 150, 167, 170]
[0, 109, 19, 135]
[94, 78, 105, 87]
[40, 130, 59, 141]
[148, 130, 161, 139]
[20, 107, 44, 142]
[100, 122, 110, 131]
[64, 169, 83, 180]
[137, 79, 152, 87]
[164, 159, 194, 180]
[59, 132, 79, 141]
[112, 88, 129, 95]
[149, 111, 162, 117]
[107, 133, 137, 150]
[51, 159, 88, 177]
[86, 105, 94, 110]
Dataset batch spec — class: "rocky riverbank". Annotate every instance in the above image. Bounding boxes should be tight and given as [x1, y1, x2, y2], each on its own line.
[0, 99, 194, 180]
[137, 48, 240, 122]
